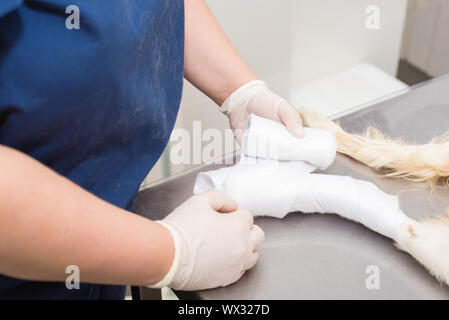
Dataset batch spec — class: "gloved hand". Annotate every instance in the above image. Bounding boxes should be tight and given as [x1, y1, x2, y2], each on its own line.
[149, 190, 264, 291]
[221, 80, 304, 143]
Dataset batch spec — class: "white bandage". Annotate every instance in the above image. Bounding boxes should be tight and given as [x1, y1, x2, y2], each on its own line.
[194, 162, 410, 240]
[242, 114, 337, 170]
[291, 174, 411, 240]
[194, 160, 313, 218]
[193, 115, 412, 241]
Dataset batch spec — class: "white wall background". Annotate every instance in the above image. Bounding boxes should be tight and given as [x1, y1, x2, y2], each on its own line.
[291, 0, 407, 84]
[143, 0, 408, 186]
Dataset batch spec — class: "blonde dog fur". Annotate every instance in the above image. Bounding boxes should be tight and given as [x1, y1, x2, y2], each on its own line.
[298, 108, 449, 187]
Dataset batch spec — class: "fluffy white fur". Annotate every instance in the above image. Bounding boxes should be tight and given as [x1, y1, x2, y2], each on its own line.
[396, 215, 449, 285]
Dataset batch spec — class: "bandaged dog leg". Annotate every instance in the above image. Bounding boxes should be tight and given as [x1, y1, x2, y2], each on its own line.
[242, 114, 337, 170]
[291, 174, 412, 240]
[291, 174, 449, 285]
[297, 174, 449, 285]
[195, 167, 411, 239]
[194, 166, 449, 285]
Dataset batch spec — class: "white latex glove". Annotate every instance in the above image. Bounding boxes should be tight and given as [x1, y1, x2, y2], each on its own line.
[221, 80, 304, 143]
[149, 190, 264, 291]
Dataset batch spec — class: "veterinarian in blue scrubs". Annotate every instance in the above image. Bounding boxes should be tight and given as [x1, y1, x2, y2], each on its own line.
[0, 0, 303, 299]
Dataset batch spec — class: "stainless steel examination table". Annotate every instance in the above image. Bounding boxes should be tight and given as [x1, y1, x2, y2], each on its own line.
[133, 74, 449, 299]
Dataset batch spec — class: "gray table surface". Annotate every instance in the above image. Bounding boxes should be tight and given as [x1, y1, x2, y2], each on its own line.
[134, 74, 449, 299]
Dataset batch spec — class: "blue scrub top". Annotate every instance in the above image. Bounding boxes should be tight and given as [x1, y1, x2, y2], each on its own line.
[0, 0, 184, 299]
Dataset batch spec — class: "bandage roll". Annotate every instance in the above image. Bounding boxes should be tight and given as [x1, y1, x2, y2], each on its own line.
[242, 114, 337, 170]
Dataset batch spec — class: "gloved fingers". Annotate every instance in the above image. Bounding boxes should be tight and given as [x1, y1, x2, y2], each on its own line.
[244, 251, 259, 270]
[250, 225, 265, 252]
[197, 189, 238, 213]
[228, 270, 246, 287]
[277, 99, 304, 138]
[232, 208, 254, 228]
